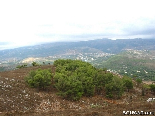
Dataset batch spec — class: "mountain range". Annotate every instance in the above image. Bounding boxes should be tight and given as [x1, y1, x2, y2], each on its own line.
[1, 38, 155, 60]
[1, 38, 155, 80]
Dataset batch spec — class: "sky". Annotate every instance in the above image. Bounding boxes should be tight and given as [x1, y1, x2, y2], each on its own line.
[0, 0, 155, 49]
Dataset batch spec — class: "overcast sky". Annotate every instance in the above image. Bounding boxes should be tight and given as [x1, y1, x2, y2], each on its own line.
[0, 0, 155, 49]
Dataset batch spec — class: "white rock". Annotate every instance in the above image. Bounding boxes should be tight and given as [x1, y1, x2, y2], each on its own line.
[147, 98, 152, 102]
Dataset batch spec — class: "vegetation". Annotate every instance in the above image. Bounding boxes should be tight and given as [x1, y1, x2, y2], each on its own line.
[32, 61, 40, 66]
[136, 78, 142, 87]
[122, 76, 133, 92]
[23, 59, 154, 101]
[105, 76, 124, 99]
[94, 71, 113, 94]
[53, 59, 96, 100]
[25, 68, 52, 90]
[141, 84, 150, 96]
[149, 84, 155, 94]
[16, 64, 27, 69]
[98, 51, 155, 81]
[53, 59, 125, 100]
[54, 73, 83, 100]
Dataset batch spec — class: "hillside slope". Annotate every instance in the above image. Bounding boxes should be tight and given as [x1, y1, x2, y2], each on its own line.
[0, 65, 155, 116]
[98, 50, 155, 81]
[1, 38, 155, 61]
[1, 38, 155, 72]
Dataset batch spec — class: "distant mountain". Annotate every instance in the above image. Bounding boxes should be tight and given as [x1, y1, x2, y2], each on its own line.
[1, 38, 155, 79]
[1, 38, 155, 61]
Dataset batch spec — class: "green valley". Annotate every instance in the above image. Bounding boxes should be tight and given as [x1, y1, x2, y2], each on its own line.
[97, 50, 155, 81]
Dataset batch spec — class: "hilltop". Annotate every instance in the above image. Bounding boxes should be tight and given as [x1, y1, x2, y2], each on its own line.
[0, 63, 155, 116]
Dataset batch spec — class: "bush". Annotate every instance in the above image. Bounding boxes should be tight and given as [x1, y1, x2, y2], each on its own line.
[105, 76, 124, 99]
[54, 74, 83, 100]
[94, 71, 113, 94]
[142, 84, 150, 96]
[53, 59, 124, 100]
[32, 61, 40, 66]
[122, 76, 133, 92]
[25, 69, 52, 90]
[16, 64, 27, 69]
[79, 76, 95, 97]
[149, 84, 155, 94]
[136, 78, 142, 86]
[53, 59, 96, 100]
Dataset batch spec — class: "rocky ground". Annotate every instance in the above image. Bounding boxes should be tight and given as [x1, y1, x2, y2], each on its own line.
[0, 65, 155, 116]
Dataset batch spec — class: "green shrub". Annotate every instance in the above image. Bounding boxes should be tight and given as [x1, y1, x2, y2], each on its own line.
[142, 84, 150, 96]
[53, 59, 96, 100]
[79, 76, 95, 97]
[16, 64, 27, 69]
[54, 74, 83, 100]
[32, 61, 40, 66]
[94, 71, 113, 94]
[122, 76, 133, 92]
[149, 84, 155, 94]
[105, 76, 124, 99]
[25, 69, 52, 90]
[136, 78, 142, 86]
[53, 59, 124, 100]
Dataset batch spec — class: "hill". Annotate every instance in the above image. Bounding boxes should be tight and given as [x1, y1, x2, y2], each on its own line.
[1, 38, 155, 81]
[0, 64, 155, 116]
[97, 49, 155, 81]
[1, 38, 155, 60]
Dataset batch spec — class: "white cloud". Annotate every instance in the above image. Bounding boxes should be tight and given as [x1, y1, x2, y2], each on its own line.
[0, 0, 155, 49]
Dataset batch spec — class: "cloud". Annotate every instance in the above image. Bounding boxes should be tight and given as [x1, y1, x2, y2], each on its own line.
[121, 17, 155, 38]
[0, 0, 155, 49]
